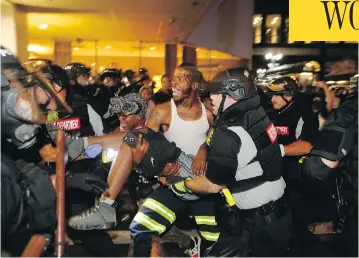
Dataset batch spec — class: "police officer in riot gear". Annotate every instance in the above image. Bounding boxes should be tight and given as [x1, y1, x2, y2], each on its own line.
[61, 63, 105, 137]
[1, 48, 119, 256]
[168, 67, 292, 256]
[266, 77, 319, 182]
[1, 47, 61, 255]
[1, 48, 74, 162]
[88, 68, 125, 131]
[120, 69, 143, 94]
[139, 67, 148, 77]
[64, 62, 98, 100]
[65, 63, 94, 87]
[94, 69, 122, 113]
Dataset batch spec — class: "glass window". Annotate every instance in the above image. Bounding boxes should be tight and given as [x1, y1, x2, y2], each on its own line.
[252, 15, 263, 44]
[265, 14, 281, 44]
[284, 18, 294, 44]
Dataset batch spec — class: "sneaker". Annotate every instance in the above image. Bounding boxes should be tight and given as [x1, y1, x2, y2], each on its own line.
[68, 200, 117, 230]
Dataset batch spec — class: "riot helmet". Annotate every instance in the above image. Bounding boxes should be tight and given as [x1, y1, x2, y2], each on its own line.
[1, 46, 72, 149]
[138, 67, 148, 76]
[121, 70, 136, 87]
[267, 76, 299, 97]
[100, 69, 120, 87]
[64, 62, 94, 86]
[206, 67, 257, 101]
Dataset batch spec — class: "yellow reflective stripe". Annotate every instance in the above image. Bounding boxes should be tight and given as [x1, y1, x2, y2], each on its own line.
[133, 212, 166, 234]
[194, 216, 217, 226]
[200, 231, 220, 241]
[143, 198, 176, 224]
[222, 188, 236, 207]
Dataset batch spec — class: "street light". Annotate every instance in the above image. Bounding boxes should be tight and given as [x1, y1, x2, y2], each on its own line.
[274, 54, 283, 60]
[265, 53, 273, 60]
[265, 53, 283, 68]
[257, 68, 267, 74]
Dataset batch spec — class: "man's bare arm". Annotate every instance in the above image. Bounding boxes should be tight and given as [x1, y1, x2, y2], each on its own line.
[185, 175, 224, 194]
[192, 142, 208, 175]
[146, 105, 167, 132]
[192, 107, 213, 175]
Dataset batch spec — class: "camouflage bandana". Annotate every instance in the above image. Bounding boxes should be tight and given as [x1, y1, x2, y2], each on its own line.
[103, 93, 147, 119]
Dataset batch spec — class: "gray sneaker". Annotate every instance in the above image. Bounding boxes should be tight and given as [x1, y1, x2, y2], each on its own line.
[68, 201, 117, 230]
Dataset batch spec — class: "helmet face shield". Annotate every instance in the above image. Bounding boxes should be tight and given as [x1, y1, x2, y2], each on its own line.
[121, 76, 131, 87]
[4, 84, 45, 123]
[77, 73, 90, 86]
[1, 48, 72, 124]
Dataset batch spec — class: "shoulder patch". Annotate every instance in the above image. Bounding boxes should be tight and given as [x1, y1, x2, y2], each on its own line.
[266, 122, 278, 144]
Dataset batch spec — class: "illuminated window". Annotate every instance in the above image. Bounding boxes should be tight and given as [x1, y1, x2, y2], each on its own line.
[252, 15, 263, 44]
[284, 18, 294, 44]
[265, 15, 281, 44]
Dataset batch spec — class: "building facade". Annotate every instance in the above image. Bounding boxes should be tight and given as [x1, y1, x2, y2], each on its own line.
[252, 0, 358, 78]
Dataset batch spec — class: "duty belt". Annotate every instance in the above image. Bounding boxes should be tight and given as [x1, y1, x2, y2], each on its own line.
[243, 197, 287, 224]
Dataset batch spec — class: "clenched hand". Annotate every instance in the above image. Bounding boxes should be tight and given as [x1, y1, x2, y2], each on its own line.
[162, 161, 180, 176]
[39, 144, 57, 162]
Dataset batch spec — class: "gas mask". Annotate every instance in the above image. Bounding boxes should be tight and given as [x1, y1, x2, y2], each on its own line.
[1, 46, 72, 151]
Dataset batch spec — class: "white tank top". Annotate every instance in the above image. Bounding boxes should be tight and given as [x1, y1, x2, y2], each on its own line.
[164, 98, 209, 155]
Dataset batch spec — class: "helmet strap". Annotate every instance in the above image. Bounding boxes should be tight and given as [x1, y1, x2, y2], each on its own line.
[280, 94, 290, 105]
[213, 95, 227, 129]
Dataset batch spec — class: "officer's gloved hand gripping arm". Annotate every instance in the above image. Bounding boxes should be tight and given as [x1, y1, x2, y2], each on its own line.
[303, 103, 356, 181]
[172, 130, 240, 196]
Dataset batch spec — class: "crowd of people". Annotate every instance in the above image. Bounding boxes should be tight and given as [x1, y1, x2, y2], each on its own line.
[1, 45, 358, 257]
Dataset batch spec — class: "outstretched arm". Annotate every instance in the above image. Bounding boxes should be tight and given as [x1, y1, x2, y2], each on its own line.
[105, 134, 149, 200]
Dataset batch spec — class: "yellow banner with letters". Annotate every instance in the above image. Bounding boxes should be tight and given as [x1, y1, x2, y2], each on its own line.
[289, 0, 359, 41]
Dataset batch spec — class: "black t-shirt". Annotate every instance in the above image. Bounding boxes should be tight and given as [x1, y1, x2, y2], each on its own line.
[152, 91, 172, 105]
[205, 128, 241, 185]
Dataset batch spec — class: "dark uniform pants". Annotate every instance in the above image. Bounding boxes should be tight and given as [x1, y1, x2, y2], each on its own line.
[129, 187, 221, 257]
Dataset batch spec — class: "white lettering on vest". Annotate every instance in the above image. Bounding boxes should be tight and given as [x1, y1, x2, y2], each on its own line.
[276, 126, 289, 136]
[53, 118, 81, 131]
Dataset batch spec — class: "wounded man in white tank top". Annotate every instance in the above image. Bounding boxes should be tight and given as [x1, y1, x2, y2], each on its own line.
[146, 66, 214, 176]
